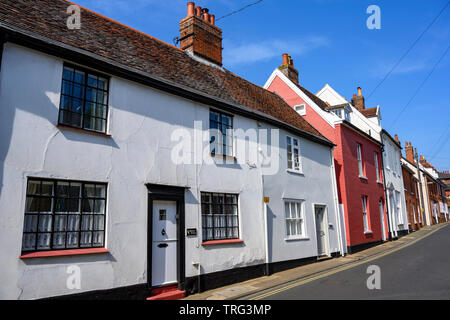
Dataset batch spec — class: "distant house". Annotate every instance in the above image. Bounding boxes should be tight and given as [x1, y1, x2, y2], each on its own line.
[265, 55, 388, 253]
[401, 143, 424, 231]
[420, 156, 447, 224]
[0, 1, 343, 300]
[316, 84, 409, 239]
[438, 171, 450, 220]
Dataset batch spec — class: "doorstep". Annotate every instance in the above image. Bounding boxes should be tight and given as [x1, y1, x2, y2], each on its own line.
[147, 284, 186, 301]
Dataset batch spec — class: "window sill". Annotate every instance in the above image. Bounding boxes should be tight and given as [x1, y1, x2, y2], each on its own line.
[285, 237, 309, 242]
[287, 169, 304, 176]
[19, 248, 109, 259]
[359, 176, 368, 180]
[210, 153, 237, 162]
[364, 230, 373, 235]
[202, 239, 243, 246]
[377, 181, 383, 185]
[57, 124, 111, 137]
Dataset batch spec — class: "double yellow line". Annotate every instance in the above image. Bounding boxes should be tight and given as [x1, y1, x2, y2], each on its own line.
[249, 224, 449, 300]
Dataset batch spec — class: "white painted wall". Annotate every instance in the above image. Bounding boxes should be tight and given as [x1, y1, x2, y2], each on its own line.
[0, 43, 267, 299]
[0, 43, 338, 299]
[382, 134, 408, 235]
[261, 124, 342, 263]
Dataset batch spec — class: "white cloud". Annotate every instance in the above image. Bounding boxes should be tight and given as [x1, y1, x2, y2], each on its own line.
[223, 36, 329, 66]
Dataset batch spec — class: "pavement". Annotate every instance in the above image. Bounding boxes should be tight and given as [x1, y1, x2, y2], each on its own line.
[184, 222, 450, 300]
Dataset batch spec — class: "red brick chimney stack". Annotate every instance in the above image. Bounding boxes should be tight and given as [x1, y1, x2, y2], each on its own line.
[405, 141, 415, 164]
[180, 2, 223, 66]
[351, 87, 366, 112]
[279, 53, 299, 84]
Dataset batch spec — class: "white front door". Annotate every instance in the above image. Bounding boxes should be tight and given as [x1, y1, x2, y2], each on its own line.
[152, 200, 178, 287]
[315, 206, 328, 256]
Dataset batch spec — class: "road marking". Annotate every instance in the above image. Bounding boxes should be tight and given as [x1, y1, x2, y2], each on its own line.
[249, 224, 449, 300]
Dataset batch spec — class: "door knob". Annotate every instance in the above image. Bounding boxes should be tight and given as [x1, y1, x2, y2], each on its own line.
[161, 228, 166, 236]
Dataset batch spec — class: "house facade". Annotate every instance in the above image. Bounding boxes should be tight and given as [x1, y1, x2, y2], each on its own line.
[265, 56, 388, 253]
[315, 84, 409, 239]
[380, 132, 409, 237]
[420, 156, 447, 224]
[438, 171, 450, 218]
[401, 156, 423, 231]
[0, 1, 342, 300]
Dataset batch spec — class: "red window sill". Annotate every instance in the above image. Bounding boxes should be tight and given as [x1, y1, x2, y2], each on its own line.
[57, 124, 111, 137]
[202, 239, 244, 246]
[19, 248, 109, 259]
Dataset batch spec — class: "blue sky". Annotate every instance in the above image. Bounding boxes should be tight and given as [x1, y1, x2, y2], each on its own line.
[74, 0, 450, 171]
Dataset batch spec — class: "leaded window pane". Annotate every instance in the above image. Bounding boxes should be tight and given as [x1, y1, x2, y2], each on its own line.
[201, 192, 239, 242]
[21, 179, 107, 252]
[58, 65, 109, 133]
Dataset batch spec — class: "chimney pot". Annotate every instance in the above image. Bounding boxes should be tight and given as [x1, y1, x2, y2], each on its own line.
[187, 2, 195, 16]
[202, 8, 209, 22]
[357, 87, 362, 97]
[210, 14, 215, 25]
[195, 6, 202, 17]
[282, 53, 289, 65]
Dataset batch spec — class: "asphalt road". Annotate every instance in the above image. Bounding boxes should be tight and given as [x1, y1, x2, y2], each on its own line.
[257, 224, 450, 300]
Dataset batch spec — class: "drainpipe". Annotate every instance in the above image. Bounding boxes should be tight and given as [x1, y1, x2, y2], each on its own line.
[379, 135, 392, 241]
[260, 141, 270, 276]
[263, 198, 270, 276]
[330, 147, 345, 256]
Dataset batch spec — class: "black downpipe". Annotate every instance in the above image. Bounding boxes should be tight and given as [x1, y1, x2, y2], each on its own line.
[0, 32, 7, 72]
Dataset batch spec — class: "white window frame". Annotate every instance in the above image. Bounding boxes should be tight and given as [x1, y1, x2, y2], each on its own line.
[284, 200, 306, 240]
[362, 196, 371, 233]
[374, 152, 381, 183]
[294, 104, 306, 116]
[344, 109, 351, 121]
[357, 144, 365, 178]
[286, 136, 302, 173]
[209, 110, 234, 157]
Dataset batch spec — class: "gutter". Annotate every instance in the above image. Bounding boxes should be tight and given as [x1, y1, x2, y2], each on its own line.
[0, 22, 334, 149]
[340, 120, 382, 146]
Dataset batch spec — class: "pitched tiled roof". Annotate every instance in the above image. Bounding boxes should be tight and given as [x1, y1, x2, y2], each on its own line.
[294, 83, 330, 111]
[361, 107, 378, 118]
[0, 0, 331, 145]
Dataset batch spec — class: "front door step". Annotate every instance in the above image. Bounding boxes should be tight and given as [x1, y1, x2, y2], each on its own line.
[147, 284, 186, 300]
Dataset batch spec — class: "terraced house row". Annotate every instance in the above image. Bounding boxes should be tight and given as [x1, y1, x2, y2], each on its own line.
[0, 1, 448, 300]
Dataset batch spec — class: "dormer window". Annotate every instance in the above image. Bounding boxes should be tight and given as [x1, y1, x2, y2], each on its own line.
[332, 108, 350, 121]
[294, 104, 306, 116]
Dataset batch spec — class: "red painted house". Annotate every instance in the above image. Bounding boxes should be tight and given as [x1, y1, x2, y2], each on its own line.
[265, 54, 388, 253]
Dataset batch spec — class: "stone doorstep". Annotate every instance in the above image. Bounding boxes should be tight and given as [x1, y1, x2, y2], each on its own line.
[184, 223, 449, 300]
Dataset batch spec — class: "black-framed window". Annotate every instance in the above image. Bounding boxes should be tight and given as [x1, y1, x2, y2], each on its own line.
[22, 178, 107, 252]
[201, 192, 239, 241]
[59, 64, 109, 133]
[210, 110, 233, 156]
